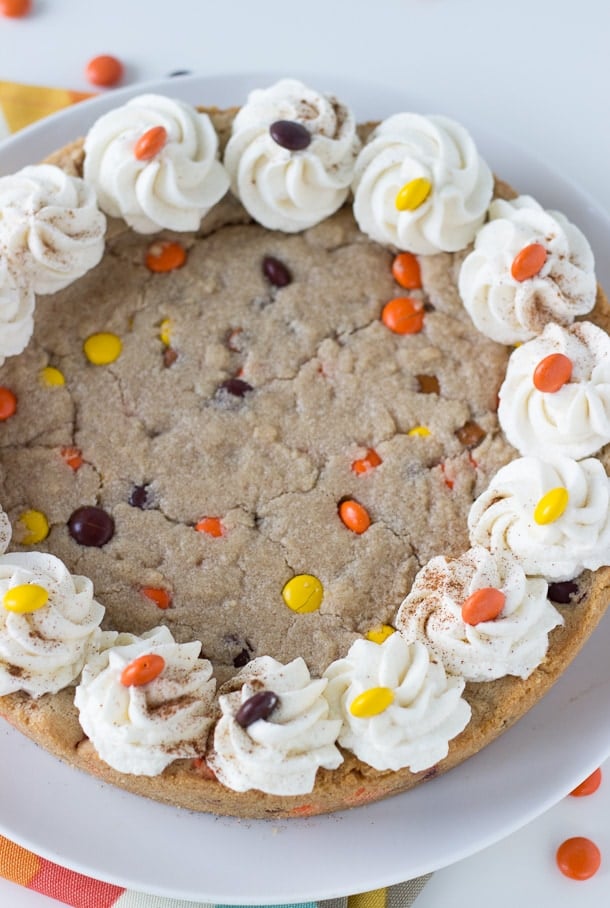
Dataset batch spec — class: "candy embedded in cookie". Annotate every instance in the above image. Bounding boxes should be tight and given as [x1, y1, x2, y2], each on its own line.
[223, 78, 361, 232]
[207, 656, 342, 795]
[498, 322, 610, 459]
[323, 633, 470, 772]
[459, 195, 597, 344]
[468, 455, 610, 581]
[395, 546, 562, 681]
[74, 626, 216, 776]
[0, 549, 105, 697]
[83, 94, 230, 233]
[352, 113, 493, 254]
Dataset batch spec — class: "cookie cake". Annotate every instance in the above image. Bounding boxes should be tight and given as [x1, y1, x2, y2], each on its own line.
[0, 79, 609, 819]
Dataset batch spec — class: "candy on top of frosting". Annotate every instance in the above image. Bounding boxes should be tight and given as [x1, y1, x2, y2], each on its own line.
[395, 546, 563, 681]
[498, 321, 610, 459]
[74, 625, 216, 776]
[207, 655, 343, 795]
[0, 258, 35, 366]
[459, 195, 597, 344]
[323, 632, 471, 772]
[83, 94, 230, 234]
[0, 550, 105, 698]
[0, 164, 106, 295]
[468, 455, 610, 581]
[352, 113, 493, 255]
[223, 78, 361, 232]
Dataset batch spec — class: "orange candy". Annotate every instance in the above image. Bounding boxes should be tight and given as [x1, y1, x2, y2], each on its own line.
[338, 499, 371, 534]
[511, 242, 547, 282]
[61, 446, 84, 471]
[0, 387, 17, 421]
[391, 252, 422, 290]
[381, 297, 424, 335]
[196, 517, 224, 538]
[0, 0, 31, 16]
[570, 767, 602, 797]
[120, 653, 165, 687]
[351, 448, 382, 475]
[134, 126, 168, 161]
[556, 836, 601, 880]
[461, 587, 506, 625]
[533, 353, 573, 393]
[140, 587, 172, 609]
[85, 54, 124, 87]
[145, 240, 187, 273]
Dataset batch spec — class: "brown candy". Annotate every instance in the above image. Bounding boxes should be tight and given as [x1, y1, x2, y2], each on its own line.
[455, 421, 486, 449]
[235, 690, 279, 728]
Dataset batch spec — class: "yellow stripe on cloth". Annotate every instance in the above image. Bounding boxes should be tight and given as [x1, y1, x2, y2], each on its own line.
[348, 888, 387, 908]
[0, 81, 93, 134]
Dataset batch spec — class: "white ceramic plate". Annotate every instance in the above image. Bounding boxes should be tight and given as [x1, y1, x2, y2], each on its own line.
[1, 74, 610, 905]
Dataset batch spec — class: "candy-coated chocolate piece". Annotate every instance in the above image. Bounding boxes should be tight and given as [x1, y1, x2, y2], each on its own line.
[269, 120, 311, 151]
[85, 54, 124, 87]
[83, 332, 122, 365]
[61, 446, 84, 471]
[339, 499, 371, 534]
[408, 426, 431, 437]
[547, 579, 579, 604]
[195, 517, 224, 537]
[19, 509, 49, 545]
[381, 297, 425, 335]
[365, 624, 395, 644]
[120, 653, 165, 687]
[570, 767, 602, 797]
[395, 177, 432, 212]
[68, 506, 115, 547]
[262, 255, 292, 287]
[0, 0, 31, 16]
[145, 240, 187, 272]
[461, 587, 506, 625]
[534, 486, 569, 525]
[140, 587, 172, 609]
[455, 420, 486, 449]
[351, 449, 382, 474]
[533, 353, 573, 393]
[0, 387, 17, 421]
[511, 242, 547, 282]
[40, 366, 65, 387]
[350, 686, 394, 718]
[159, 319, 172, 346]
[3, 583, 49, 614]
[219, 378, 253, 398]
[134, 125, 167, 161]
[282, 574, 323, 613]
[391, 252, 422, 290]
[235, 690, 279, 728]
[556, 836, 601, 880]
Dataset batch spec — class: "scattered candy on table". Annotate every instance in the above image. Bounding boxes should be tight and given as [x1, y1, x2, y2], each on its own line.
[85, 54, 124, 88]
[0, 0, 31, 17]
[556, 836, 601, 881]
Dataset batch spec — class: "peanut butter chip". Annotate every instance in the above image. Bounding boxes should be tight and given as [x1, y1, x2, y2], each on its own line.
[416, 374, 440, 394]
[455, 420, 486, 448]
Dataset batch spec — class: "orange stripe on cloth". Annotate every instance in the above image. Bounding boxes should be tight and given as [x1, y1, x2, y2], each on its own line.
[0, 834, 41, 886]
[0, 81, 93, 133]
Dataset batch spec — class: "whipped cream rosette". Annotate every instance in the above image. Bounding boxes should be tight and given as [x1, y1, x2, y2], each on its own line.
[396, 546, 562, 681]
[352, 113, 493, 254]
[0, 164, 106, 294]
[459, 195, 597, 344]
[208, 655, 342, 795]
[0, 258, 35, 365]
[83, 94, 230, 233]
[468, 455, 610, 581]
[75, 625, 216, 776]
[223, 78, 361, 232]
[498, 321, 610, 459]
[0, 550, 105, 698]
[323, 633, 470, 772]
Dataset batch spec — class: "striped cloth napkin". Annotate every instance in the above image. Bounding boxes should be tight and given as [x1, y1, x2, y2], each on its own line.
[0, 80, 432, 908]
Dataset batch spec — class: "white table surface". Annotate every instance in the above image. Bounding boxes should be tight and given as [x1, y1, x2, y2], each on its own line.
[1, 0, 610, 905]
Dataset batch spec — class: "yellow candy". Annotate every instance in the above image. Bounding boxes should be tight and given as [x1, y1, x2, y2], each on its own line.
[40, 366, 65, 387]
[83, 332, 122, 365]
[19, 509, 49, 545]
[159, 319, 172, 346]
[282, 574, 323, 614]
[365, 624, 395, 644]
[3, 583, 49, 614]
[408, 426, 431, 437]
[350, 686, 394, 719]
[395, 177, 432, 212]
[534, 486, 569, 525]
